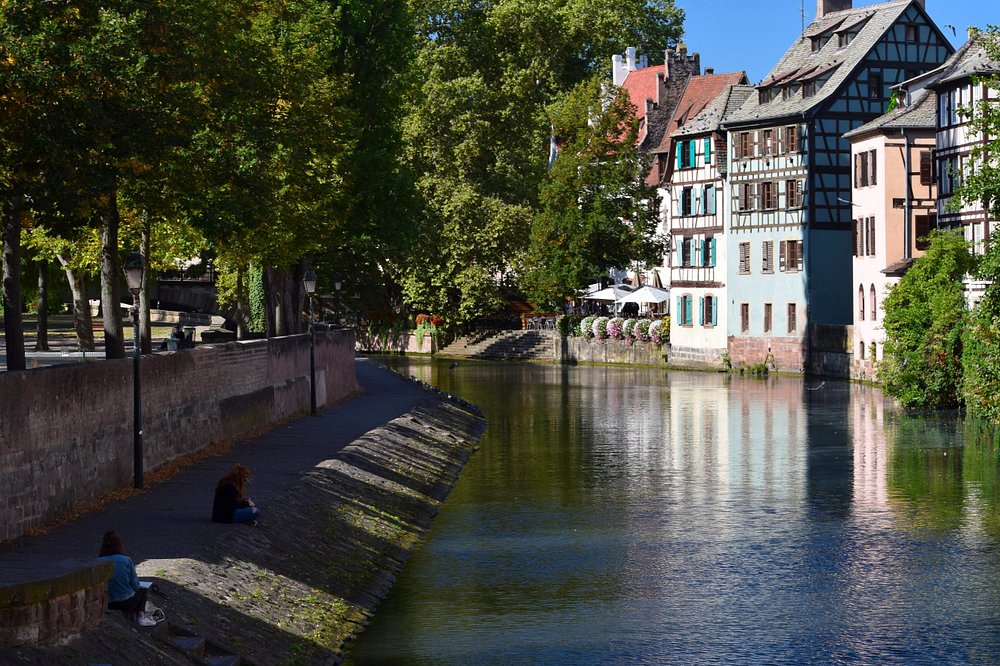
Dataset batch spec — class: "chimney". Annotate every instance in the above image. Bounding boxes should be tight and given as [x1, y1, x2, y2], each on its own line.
[816, 0, 851, 19]
[612, 53, 626, 86]
[705, 67, 715, 75]
[639, 55, 648, 69]
[626, 47, 637, 71]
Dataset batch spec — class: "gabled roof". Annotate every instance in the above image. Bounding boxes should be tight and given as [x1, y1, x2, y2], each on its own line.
[662, 81, 753, 145]
[725, 0, 921, 126]
[620, 65, 662, 122]
[843, 87, 937, 138]
[656, 71, 748, 147]
[931, 37, 1000, 87]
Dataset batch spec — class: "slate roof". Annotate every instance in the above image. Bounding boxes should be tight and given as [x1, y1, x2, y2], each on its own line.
[654, 72, 748, 148]
[932, 37, 1000, 86]
[843, 87, 937, 138]
[724, 0, 915, 126]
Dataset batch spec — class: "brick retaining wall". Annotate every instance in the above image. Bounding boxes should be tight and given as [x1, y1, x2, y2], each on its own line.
[0, 560, 112, 647]
[0, 331, 359, 544]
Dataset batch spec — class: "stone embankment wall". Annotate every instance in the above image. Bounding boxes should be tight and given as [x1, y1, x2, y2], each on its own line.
[3, 394, 484, 665]
[356, 329, 436, 354]
[1, 331, 359, 544]
[560, 337, 670, 367]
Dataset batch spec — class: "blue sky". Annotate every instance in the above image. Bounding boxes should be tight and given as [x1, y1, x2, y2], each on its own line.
[676, 0, 998, 83]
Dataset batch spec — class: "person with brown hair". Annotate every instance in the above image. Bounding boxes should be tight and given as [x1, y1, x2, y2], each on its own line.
[212, 463, 261, 525]
[98, 531, 156, 627]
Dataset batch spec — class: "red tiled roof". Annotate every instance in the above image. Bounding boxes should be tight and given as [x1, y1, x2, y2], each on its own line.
[620, 65, 663, 123]
[656, 72, 748, 151]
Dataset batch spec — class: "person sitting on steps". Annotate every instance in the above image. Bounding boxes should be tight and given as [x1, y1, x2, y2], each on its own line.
[98, 531, 156, 627]
[212, 463, 261, 525]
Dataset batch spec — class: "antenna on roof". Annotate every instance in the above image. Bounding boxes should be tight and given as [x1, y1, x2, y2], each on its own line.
[801, 0, 805, 34]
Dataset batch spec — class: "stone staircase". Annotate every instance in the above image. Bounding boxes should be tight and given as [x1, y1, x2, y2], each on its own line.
[146, 616, 242, 665]
[438, 330, 559, 361]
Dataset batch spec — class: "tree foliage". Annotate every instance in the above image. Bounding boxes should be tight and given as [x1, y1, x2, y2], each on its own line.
[880, 230, 972, 410]
[400, 0, 683, 323]
[522, 79, 662, 310]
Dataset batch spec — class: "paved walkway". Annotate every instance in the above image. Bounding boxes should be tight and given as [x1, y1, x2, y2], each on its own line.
[0, 357, 427, 584]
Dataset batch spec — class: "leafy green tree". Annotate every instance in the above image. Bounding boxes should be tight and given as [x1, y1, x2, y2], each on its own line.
[400, 0, 683, 324]
[522, 79, 663, 311]
[880, 230, 972, 409]
[962, 228, 1000, 419]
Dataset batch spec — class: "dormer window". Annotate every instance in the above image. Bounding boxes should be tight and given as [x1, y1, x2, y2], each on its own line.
[810, 37, 822, 53]
[759, 88, 772, 104]
[803, 81, 816, 98]
[837, 32, 854, 47]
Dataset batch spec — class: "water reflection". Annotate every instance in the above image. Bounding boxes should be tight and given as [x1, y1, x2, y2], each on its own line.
[344, 359, 1000, 665]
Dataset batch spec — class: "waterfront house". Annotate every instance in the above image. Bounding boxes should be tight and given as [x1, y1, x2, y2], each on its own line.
[926, 36, 1000, 305]
[611, 45, 702, 288]
[721, 0, 953, 373]
[844, 87, 937, 380]
[656, 76, 751, 366]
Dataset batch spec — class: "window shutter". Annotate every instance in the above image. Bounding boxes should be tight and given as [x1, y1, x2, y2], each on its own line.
[855, 153, 861, 188]
[699, 297, 704, 326]
[685, 296, 692, 325]
[676, 142, 683, 170]
[710, 238, 717, 267]
[707, 186, 716, 215]
[779, 240, 787, 271]
[920, 150, 932, 185]
[852, 220, 859, 256]
[711, 297, 718, 326]
[870, 150, 877, 185]
[677, 296, 682, 320]
[704, 137, 712, 163]
[796, 241, 804, 271]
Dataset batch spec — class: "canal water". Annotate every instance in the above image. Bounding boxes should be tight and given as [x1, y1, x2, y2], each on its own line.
[344, 358, 1000, 665]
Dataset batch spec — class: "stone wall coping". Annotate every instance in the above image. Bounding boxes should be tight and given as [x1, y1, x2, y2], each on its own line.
[0, 560, 112, 608]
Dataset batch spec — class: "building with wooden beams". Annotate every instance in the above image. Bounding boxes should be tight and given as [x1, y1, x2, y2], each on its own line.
[721, 0, 953, 373]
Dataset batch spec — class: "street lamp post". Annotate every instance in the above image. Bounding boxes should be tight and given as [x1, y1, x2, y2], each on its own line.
[303, 269, 317, 415]
[333, 273, 343, 326]
[123, 250, 144, 489]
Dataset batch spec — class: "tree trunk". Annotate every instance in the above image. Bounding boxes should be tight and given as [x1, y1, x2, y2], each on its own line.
[264, 266, 279, 337]
[35, 261, 49, 351]
[100, 189, 125, 358]
[235, 265, 249, 338]
[57, 253, 94, 352]
[139, 217, 151, 353]
[2, 201, 26, 371]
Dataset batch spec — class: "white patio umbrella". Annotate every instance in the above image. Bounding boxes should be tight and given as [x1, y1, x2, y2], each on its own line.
[583, 285, 635, 301]
[617, 285, 670, 304]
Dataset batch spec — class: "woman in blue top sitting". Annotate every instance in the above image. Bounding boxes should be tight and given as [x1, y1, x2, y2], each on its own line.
[98, 531, 156, 627]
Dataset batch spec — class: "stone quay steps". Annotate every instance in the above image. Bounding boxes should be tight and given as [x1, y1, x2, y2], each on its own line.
[439, 330, 558, 361]
[147, 618, 241, 665]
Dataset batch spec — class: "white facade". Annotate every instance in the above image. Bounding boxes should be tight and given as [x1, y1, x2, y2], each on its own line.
[668, 133, 728, 365]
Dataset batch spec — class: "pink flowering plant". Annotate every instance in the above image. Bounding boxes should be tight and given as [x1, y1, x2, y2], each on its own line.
[634, 319, 652, 342]
[607, 317, 625, 340]
[649, 319, 667, 345]
[622, 318, 638, 345]
[593, 316, 610, 340]
[580, 316, 596, 339]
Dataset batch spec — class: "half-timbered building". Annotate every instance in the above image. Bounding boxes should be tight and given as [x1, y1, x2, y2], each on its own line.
[656, 76, 751, 366]
[721, 0, 953, 372]
[927, 36, 1000, 305]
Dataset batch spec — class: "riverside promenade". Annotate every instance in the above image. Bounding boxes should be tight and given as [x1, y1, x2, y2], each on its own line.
[0, 357, 484, 664]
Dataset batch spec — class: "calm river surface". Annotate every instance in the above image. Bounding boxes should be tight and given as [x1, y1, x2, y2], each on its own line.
[344, 358, 1000, 665]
